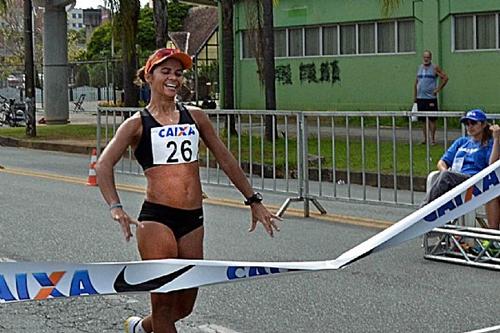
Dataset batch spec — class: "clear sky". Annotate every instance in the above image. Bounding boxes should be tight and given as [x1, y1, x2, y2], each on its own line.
[75, 0, 150, 9]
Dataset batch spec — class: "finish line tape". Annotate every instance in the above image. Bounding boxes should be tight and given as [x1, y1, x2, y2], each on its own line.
[0, 160, 498, 303]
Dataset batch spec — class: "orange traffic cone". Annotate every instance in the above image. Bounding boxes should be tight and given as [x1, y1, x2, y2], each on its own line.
[86, 148, 98, 186]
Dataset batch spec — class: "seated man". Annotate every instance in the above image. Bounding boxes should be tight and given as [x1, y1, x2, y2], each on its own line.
[422, 109, 498, 225]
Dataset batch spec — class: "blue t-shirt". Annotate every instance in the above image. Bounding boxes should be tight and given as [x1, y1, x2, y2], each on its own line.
[441, 136, 493, 176]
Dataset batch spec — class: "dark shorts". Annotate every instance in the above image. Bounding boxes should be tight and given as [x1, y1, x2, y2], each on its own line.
[138, 201, 203, 239]
[416, 98, 438, 121]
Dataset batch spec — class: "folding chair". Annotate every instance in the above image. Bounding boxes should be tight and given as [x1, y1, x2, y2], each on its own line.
[73, 94, 85, 112]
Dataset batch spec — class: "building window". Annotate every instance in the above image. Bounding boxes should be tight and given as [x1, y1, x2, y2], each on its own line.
[377, 21, 395, 53]
[241, 19, 415, 59]
[242, 30, 257, 59]
[274, 29, 286, 57]
[72, 13, 77, 18]
[476, 14, 496, 49]
[305, 27, 320, 56]
[454, 13, 499, 51]
[358, 23, 375, 54]
[322, 26, 338, 55]
[454, 16, 474, 50]
[288, 28, 303, 56]
[397, 20, 415, 52]
[340, 24, 356, 54]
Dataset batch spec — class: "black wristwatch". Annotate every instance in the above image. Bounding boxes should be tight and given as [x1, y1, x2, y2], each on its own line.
[244, 192, 263, 205]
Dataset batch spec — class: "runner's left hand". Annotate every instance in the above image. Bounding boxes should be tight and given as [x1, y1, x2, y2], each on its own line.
[248, 203, 282, 237]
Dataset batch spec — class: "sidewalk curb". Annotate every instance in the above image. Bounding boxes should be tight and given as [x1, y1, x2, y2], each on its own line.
[0, 136, 94, 155]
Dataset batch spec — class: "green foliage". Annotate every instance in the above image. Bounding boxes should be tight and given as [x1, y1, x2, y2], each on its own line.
[86, 2, 191, 61]
[0, 0, 43, 79]
[168, 1, 191, 32]
[198, 61, 219, 85]
[75, 65, 90, 86]
[68, 30, 87, 62]
[68, 29, 87, 45]
[137, 5, 156, 57]
[86, 22, 117, 60]
[89, 63, 109, 87]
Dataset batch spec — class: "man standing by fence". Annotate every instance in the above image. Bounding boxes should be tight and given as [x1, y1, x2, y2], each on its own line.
[414, 50, 448, 145]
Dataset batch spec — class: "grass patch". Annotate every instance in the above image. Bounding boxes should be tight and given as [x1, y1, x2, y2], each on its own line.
[205, 132, 444, 177]
[0, 124, 100, 141]
[1, 124, 445, 176]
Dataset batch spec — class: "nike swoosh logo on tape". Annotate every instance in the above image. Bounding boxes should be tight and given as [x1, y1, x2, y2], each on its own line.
[113, 265, 194, 292]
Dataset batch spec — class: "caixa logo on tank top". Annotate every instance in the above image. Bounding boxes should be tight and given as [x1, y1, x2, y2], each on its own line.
[151, 124, 199, 165]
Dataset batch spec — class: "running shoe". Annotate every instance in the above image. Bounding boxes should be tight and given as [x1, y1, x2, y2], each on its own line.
[124, 316, 145, 333]
[471, 240, 500, 256]
[482, 240, 500, 256]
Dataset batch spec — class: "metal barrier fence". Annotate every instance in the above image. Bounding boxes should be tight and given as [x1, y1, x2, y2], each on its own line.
[96, 107, 499, 216]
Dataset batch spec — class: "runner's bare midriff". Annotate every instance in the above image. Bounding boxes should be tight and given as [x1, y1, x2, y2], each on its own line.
[144, 162, 202, 209]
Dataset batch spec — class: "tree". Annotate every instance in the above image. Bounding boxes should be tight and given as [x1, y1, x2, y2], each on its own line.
[102, 0, 140, 106]
[0, 1, 25, 79]
[167, 1, 191, 32]
[153, 0, 168, 48]
[68, 29, 87, 62]
[86, 7, 156, 62]
[220, 0, 236, 133]
[118, 0, 140, 107]
[0, 0, 43, 82]
[136, 6, 155, 58]
[86, 22, 115, 60]
[262, 0, 276, 140]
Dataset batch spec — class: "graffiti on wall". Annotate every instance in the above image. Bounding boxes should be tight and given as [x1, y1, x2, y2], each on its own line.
[319, 61, 340, 84]
[275, 61, 341, 85]
[275, 64, 293, 85]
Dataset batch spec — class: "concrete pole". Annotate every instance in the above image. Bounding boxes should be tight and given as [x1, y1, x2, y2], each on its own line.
[43, 1, 73, 124]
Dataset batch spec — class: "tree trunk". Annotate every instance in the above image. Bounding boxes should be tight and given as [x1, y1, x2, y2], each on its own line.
[221, 0, 236, 134]
[153, 0, 168, 48]
[24, 0, 36, 136]
[262, 0, 276, 140]
[120, 0, 140, 107]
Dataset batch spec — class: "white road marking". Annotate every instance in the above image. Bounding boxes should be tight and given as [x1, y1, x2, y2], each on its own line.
[197, 324, 240, 333]
[463, 325, 500, 333]
[0, 257, 15, 262]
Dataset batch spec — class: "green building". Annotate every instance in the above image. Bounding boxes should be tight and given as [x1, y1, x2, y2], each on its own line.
[227, 0, 500, 112]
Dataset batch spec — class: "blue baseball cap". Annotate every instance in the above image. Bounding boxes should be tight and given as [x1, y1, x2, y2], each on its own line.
[460, 109, 488, 123]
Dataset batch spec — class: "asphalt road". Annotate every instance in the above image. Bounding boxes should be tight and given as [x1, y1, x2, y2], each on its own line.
[0, 147, 498, 333]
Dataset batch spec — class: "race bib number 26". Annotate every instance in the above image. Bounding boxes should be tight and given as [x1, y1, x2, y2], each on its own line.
[151, 124, 199, 165]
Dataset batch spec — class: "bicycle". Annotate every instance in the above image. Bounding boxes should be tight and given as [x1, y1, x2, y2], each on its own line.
[0, 94, 25, 127]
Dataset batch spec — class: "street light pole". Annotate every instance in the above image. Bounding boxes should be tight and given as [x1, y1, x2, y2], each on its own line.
[24, 0, 36, 136]
[109, 0, 116, 104]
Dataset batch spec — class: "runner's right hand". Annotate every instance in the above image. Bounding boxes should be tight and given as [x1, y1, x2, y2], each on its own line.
[110, 207, 142, 242]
